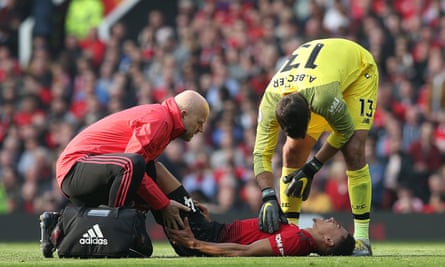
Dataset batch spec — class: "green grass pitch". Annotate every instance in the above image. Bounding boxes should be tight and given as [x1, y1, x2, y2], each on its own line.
[1, 241, 444, 267]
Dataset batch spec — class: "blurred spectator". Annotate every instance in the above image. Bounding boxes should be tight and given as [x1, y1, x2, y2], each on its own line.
[31, 0, 53, 42]
[49, 62, 71, 99]
[158, 139, 189, 181]
[301, 180, 332, 214]
[324, 159, 351, 212]
[382, 132, 415, 209]
[210, 119, 244, 169]
[366, 136, 386, 210]
[433, 111, 445, 157]
[323, 0, 349, 35]
[182, 151, 216, 203]
[59, 34, 83, 80]
[422, 170, 445, 213]
[96, 61, 114, 99]
[0, 0, 29, 57]
[407, 121, 442, 202]
[0, 104, 13, 144]
[401, 105, 422, 152]
[206, 58, 240, 113]
[424, 46, 445, 118]
[0, 166, 20, 213]
[46, 119, 76, 151]
[0, 45, 21, 83]
[239, 178, 261, 213]
[392, 185, 424, 213]
[70, 69, 106, 120]
[82, 94, 106, 126]
[65, 0, 104, 40]
[13, 94, 45, 127]
[207, 170, 242, 214]
[376, 113, 402, 159]
[108, 21, 127, 51]
[79, 27, 106, 68]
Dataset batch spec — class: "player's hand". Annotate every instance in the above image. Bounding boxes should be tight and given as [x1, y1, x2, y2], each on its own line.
[258, 188, 288, 233]
[193, 200, 211, 222]
[161, 200, 191, 230]
[166, 217, 196, 249]
[282, 157, 323, 200]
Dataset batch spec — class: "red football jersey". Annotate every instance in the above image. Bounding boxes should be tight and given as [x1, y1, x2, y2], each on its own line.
[218, 218, 316, 256]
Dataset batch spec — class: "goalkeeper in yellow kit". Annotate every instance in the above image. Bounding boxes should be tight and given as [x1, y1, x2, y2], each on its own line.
[253, 38, 378, 256]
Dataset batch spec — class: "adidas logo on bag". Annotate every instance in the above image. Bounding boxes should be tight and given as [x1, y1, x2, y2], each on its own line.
[79, 224, 109, 245]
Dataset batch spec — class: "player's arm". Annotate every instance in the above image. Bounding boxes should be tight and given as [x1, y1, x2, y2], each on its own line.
[314, 140, 339, 165]
[168, 218, 275, 256]
[253, 90, 289, 232]
[253, 90, 282, 189]
[189, 238, 274, 257]
[303, 82, 355, 162]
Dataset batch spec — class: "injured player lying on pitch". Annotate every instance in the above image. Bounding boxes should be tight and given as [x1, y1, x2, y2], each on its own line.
[153, 162, 355, 257]
[165, 201, 355, 257]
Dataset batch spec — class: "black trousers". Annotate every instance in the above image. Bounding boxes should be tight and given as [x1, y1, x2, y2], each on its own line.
[61, 153, 153, 208]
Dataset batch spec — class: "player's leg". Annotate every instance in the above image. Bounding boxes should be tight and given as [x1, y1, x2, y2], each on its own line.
[154, 161, 223, 233]
[151, 161, 223, 256]
[61, 153, 145, 207]
[41, 153, 145, 257]
[342, 62, 378, 256]
[342, 130, 373, 256]
[280, 135, 313, 225]
[280, 113, 326, 225]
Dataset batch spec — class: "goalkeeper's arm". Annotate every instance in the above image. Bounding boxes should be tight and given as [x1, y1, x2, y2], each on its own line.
[315, 139, 341, 165]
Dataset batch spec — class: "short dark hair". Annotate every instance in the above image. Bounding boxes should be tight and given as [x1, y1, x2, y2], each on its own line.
[321, 233, 355, 256]
[275, 93, 310, 139]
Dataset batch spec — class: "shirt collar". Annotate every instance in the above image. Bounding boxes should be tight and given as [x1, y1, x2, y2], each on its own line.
[300, 229, 318, 253]
[162, 97, 186, 139]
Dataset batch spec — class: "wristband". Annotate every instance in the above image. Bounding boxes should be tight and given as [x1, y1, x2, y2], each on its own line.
[302, 157, 323, 177]
[261, 187, 276, 201]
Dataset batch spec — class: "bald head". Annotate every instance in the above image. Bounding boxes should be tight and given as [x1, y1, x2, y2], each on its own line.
[174, 90, 210, 141]
[174, 90, 209, 111]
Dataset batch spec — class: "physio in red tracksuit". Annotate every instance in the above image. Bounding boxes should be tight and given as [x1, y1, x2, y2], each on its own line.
[56, 90, 210, 229]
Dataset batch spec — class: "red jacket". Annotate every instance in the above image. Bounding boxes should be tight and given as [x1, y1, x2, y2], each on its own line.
[56, 97, 185, 210]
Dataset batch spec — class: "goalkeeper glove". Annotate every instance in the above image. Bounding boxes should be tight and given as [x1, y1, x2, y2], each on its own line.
[282, 157, 323, 200]
[258, 188, 288, 233]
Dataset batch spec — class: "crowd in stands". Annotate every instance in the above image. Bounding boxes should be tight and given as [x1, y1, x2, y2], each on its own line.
[1, 0, 445, 216]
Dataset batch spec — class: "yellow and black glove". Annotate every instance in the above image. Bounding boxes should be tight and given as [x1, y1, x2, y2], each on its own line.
[283, 157, 323, 200]
[258, 188, 288, 233]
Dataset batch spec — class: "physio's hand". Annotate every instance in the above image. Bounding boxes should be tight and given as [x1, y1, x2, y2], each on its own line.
[282, 157, 323, 200]
[161, 200, 191, 230]
[258, 188, 288, 233]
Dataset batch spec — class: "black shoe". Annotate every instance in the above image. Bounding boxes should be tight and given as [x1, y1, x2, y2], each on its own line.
[40, 211, 60, 258]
